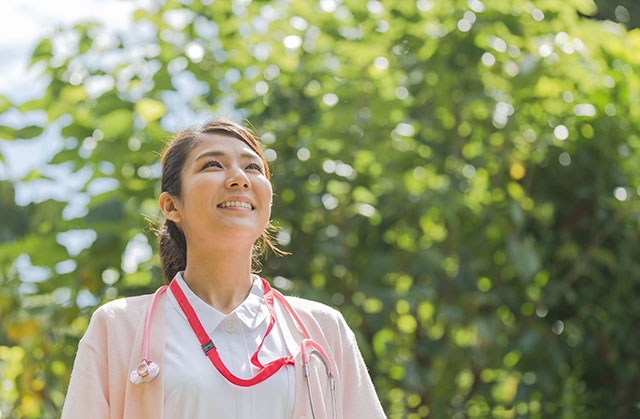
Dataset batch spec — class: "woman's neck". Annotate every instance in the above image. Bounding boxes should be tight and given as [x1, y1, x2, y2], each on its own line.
[182, 245, 255, 314]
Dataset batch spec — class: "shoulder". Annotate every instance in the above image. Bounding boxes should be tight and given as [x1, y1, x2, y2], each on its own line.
[93, 293, 154, 318]
[284, 295, 343, 321]
[280, 295, 355, 343]
[81, 293, 155, 344]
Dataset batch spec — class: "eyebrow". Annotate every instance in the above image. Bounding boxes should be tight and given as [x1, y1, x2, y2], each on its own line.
[194, 150, 261, 162]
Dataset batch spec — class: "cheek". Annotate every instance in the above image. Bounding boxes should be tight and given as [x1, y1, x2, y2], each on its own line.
[188, 181, 211, 202]
[258, 181, 273, 216]
[183, 178, 218, 212]
[257, 178, 273, 201]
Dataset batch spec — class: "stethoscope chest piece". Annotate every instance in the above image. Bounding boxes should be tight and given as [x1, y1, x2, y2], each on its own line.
[129, 359, 160, 385]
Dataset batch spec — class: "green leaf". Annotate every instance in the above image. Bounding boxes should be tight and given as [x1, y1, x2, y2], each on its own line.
[507, 236, 541, 280]
[15, 126, 44, 139]
[22, 170, 52, 182]
[99, 109, 133, 138]
[0, 125, 16, 140]
[86, 199, 124, 224]
[0, 125, 43, 140]
[135, 98, 166, 123]
[0, 95, 10, 113]
[61, 123, 93, 139]
[30, 38, 52, 65]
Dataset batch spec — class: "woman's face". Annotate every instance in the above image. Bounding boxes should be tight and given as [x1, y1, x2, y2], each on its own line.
[163, 133, 272, 250]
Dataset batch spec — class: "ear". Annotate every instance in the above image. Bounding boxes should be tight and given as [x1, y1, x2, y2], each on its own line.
[159, 192, 182, 223]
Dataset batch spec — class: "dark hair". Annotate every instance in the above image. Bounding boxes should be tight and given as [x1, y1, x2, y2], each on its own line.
[156, 118, 288, 282]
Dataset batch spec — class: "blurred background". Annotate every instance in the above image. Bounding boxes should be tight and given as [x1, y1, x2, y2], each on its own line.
[1, 0, 639, 417]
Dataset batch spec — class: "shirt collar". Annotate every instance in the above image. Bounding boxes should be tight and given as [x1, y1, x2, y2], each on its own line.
[167, 271, 269, 334]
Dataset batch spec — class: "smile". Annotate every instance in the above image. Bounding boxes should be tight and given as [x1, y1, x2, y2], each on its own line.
[217, 201, 254, 210]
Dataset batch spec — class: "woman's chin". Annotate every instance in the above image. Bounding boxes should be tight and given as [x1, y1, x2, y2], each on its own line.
[200, 227, 263, 245]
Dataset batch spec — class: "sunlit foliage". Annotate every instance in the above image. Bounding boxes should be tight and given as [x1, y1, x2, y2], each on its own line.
[1, 0, 639, 417]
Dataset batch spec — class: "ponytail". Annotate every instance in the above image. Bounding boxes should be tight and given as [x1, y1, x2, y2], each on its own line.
[158, 219, 187, 283]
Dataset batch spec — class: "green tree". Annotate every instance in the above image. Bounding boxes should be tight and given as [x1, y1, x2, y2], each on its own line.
[589, 0, 639, 29]
[1, 0, 639, 417]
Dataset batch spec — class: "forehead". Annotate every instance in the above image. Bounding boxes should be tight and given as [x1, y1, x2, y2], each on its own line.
[188, 133, 261, 163]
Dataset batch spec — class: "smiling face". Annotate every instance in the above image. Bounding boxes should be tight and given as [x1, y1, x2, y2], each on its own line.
[160, 133, 273, 251]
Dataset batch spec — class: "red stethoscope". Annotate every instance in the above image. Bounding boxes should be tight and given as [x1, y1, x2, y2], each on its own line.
[129, 275, 337, 419]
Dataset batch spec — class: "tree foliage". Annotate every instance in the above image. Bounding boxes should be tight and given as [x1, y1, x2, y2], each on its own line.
[1, 0, 639, 417]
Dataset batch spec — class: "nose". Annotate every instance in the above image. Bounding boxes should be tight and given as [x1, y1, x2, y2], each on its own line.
[226, 166, 251, 189]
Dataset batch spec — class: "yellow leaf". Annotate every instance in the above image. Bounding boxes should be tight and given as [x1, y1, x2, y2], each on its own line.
[6, 320, 39, 343]
[135, 98, 166, 122]
[397, 314, 417, 334]
[19, 394, 41, 416]
[60, 86, 87, 103]
[510, 162, 526, 180]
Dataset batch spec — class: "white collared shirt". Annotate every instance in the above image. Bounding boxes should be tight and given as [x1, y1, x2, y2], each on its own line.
[163, 271, 295, 419]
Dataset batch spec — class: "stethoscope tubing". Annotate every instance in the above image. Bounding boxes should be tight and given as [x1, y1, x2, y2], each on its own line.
[142, 285, 168, 361]
[272, 289, 338, 419]
[131, 280, 338, 419]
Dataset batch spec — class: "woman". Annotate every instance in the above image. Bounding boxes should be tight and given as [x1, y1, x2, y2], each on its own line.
[61, 119, 386, 418]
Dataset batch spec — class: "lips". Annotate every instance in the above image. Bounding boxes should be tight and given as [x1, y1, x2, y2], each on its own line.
[216, 197, 255, 210]
[218, 201, 253, 210]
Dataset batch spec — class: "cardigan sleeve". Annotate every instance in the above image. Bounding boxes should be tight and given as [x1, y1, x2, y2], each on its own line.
[337, 318, 387, 418]
[61, 312, 110, 419]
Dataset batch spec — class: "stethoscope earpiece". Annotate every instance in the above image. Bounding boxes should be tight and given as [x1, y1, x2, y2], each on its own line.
[129, 359, 160, 384]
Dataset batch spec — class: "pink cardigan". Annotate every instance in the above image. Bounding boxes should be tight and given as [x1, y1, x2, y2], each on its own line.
[61, 287, 387, 418]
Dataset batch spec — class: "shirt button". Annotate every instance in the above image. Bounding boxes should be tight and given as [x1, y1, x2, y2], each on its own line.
[225, 318, 238, 333]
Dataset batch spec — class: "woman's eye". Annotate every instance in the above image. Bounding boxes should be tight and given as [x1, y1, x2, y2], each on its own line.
[247, 163, 262, 172]
[203, 160, 222, 169]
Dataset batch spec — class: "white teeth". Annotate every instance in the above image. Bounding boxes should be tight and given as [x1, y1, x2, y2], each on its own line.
[218, 201, 253, 209]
